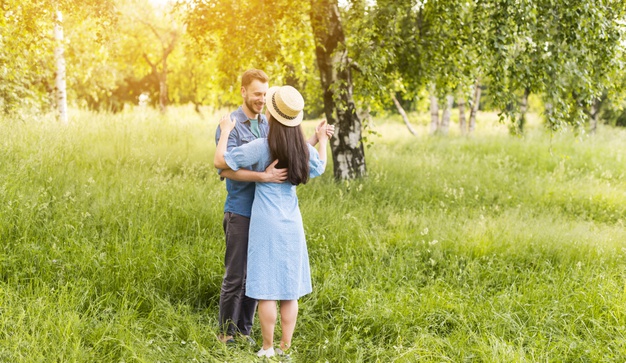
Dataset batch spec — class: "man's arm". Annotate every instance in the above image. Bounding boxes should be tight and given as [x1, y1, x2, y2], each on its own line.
[220, 159, 287, 183]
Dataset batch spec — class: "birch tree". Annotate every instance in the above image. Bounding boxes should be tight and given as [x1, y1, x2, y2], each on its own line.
[458, 93, 467, 135]
[468, 80, 481, 134]
[0, 0, 114, 115]
[439, 95, 454, 135]
[54, 10, 68, 123]
[429, 90, 439, 135]
[485, 0, 626, 131]
[310, 0, 366, 179]
[347, 0, 488, 135]
[185, 0, 366, 180]
[391, 93, 417, 136]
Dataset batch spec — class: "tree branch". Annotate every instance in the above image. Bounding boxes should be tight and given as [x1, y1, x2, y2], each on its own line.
[142, 53, 157, 72]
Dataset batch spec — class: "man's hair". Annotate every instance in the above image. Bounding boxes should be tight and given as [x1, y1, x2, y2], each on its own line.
[241, 69, 269, 88]
[267, 115, 310, 186]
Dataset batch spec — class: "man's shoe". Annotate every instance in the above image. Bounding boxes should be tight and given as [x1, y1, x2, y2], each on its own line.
[240, 335, 256, 346]
[218, 334, 236, 345]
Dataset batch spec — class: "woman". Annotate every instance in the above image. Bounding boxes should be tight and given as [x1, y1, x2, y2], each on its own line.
[214, 85, 330, 358]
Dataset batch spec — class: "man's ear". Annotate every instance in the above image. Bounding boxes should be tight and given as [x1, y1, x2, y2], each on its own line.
[241, 86, 246, 97]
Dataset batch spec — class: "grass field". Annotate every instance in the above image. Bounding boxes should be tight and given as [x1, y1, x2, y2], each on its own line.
[1, 107, 625, 362]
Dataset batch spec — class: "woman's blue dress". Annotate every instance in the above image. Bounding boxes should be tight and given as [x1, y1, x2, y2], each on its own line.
[224, 138, 325, 300]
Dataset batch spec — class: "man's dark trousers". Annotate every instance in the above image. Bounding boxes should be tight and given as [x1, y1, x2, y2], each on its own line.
[219, 212, 257, 336]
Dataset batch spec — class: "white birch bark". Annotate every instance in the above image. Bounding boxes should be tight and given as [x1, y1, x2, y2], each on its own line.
[391, 93, 417, 136]
[517, 88, 530, 133]
[440, 94, 454, 135]
[54, 10, 68, 124]
[458, 95, 467, 135]
[311, 1, 366, 179]
[429, 85, 439, 135]
[589, 98, 599, 135]
[468, 80, 481, 134]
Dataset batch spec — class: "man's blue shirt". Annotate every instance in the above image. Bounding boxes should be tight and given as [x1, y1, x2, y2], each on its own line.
[215, 106, 269, 218]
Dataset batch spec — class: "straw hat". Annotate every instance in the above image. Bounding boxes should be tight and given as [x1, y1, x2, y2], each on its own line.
[266, 85, 304, 127]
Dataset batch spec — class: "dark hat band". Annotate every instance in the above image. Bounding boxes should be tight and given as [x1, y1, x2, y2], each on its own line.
[272, 93, 297, 120]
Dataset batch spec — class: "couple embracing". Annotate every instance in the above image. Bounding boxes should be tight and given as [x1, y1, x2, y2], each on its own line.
[213, 69, 334, 358]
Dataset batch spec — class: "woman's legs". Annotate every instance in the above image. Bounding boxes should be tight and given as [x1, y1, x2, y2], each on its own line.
[257, 300, 277, 349]
[258, 299, 299, 351]
[279, 299, 298, 351]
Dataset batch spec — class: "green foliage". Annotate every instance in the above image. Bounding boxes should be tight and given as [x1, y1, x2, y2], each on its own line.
[345, 0, 489, 111]
[167, 35, 221, 109]
[1, 109, 626, 361]
[183, 0, 323, 114]
[485, 0, 626, 129]
[64, 9, 125, 111]
[3, 0, 625, 131]
[343, 0, 626, 130]
[0, 1, 55, 113]
[0, 0, 115, 113]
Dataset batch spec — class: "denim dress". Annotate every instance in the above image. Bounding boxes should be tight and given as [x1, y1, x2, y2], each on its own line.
[224, 139, 325, 300]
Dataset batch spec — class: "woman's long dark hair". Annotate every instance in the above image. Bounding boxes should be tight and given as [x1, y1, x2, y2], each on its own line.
[267, 114, 309, 185]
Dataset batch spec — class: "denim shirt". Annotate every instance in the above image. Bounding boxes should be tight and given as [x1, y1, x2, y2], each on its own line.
[215, 106, 269, 218]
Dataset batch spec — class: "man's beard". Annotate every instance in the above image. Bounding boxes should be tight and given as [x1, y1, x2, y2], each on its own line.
[245, 97, 262, 115]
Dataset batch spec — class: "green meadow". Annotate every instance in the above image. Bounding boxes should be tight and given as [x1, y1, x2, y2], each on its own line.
[1, 107, 625, 362]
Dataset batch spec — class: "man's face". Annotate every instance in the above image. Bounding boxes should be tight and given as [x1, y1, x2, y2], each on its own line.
[242, 80, 269, 116]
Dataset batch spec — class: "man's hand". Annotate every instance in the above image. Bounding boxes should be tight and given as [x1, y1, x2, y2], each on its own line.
[262, 159, 288, 183]
[308, 119, 336, 146]
[316, 119, 334, 142]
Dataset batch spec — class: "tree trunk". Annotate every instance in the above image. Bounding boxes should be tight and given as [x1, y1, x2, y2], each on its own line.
[159, 57, 168, 113]
[515, 87, 530, 134]
[589, 97, 600, 135]
[194, 102, 204, 117]
[468, 79, 481, 134]
[458, 95, 467, 135]
[141, 22, 179, 114]
[391, 93, 417, 136]
[545, 102, 554, 128]
[310, 0, 366, 180]
[429, 85, 439, 135]
[143, 53, 171, 114]
[54, 10, 68, 124]
[440, 94, 454, 135]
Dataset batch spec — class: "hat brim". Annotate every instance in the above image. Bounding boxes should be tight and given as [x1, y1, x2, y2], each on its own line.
[266, 87, 303, 127]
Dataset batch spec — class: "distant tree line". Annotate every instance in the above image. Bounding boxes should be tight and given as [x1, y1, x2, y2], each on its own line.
[1, 0, 625, 179]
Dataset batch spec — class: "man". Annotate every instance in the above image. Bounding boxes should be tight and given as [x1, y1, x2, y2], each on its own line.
[215, 69, 282, 344]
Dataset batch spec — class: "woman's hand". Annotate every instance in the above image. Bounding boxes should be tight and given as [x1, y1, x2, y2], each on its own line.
[314, 120, 329, 167]
[219, 114, 236, 134]
[316, 119, 332, 142]
[307, 119, 335, 146]
[214, 113, 235, 169]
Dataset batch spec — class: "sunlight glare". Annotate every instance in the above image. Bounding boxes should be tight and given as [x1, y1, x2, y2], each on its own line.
[148, 0, 174, 7]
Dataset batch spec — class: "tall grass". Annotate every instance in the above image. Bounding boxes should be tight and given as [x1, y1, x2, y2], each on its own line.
[1, 106, 625, 362]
